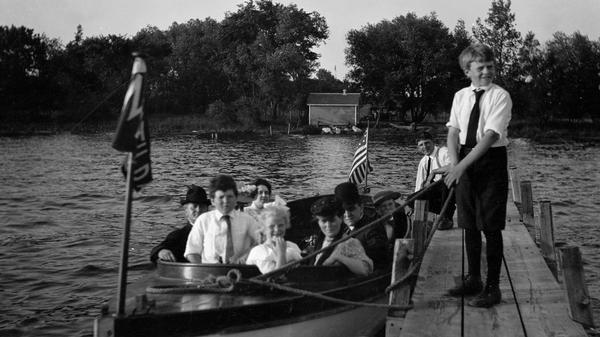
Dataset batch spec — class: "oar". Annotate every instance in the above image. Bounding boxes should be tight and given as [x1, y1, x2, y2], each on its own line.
[254, 179, 446, 281]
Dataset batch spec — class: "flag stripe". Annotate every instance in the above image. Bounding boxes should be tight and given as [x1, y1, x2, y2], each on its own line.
[348, 128, 373, 185]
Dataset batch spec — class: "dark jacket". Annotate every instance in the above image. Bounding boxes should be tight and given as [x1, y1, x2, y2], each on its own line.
[345, 211, 389, 270]
[150, 223, 192, 264]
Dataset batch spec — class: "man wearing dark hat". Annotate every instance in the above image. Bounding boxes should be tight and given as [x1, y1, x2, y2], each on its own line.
[373, 190, 410, 243]
[334, 182, 389, 270]
[150, 185, 211, 264]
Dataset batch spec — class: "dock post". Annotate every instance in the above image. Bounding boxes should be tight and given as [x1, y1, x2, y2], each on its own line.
[520, 180, 537, 242]
[559, 246, 595, 327]
[509, 166, 522, 215]
[539, 200, 558, 279]
[412, 200, 429, 260]
[386, 238, 413, 336]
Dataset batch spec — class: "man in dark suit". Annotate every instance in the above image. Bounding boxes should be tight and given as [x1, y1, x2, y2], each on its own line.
[150, 185, 211, 264]
[334, 182, 389, 270]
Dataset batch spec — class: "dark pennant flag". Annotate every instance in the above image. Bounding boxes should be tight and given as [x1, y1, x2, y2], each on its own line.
[348, 128, 373, 185]
[112, 55, 152, 190]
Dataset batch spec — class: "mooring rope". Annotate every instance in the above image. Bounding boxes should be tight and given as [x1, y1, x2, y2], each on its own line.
[384, 186, 455, 293]
[244, 277, 413, 310]
[146, 269, 241, 294]
[144, 268, 413, 310]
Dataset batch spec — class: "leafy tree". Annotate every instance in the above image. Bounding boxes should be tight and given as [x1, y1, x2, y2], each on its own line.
[58, 31, 133, 121]
[472, 0, 522, 83]
[132, 26, 173, 114]
[346, 13, 457, 123]
[0, 25, 50, 115]
[220, 0, 328, 121]
[164, 18, 227, 114]
[543, 32, 600, 123]
[309, 68, 345, 92]
[512, 31, 553, 124]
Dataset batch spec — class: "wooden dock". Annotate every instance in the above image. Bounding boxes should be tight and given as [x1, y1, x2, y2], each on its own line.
[395, 197, 588, 336]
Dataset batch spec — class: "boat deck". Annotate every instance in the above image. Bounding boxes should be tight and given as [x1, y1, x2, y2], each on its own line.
[397, 201, 587, 336]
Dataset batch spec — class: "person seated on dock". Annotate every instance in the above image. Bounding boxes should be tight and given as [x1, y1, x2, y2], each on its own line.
[411, 131, 455, 230]
[246, 205, 302, 274]
[150, 185, 211, 264]
[309, 196, 373, 276]
[184, 175, 262, 264]
[443, 43, 512, 308]
[373, 190, 410, 250]
[334, 182, 389, 270]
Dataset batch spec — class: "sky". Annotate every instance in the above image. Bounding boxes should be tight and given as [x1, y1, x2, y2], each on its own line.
[2, 0, 600, 79]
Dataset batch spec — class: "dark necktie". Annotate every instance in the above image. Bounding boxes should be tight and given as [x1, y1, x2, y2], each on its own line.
[426, 157, 432, 177]
[222, 215, 234, 263]
[465, 89, 485, 148]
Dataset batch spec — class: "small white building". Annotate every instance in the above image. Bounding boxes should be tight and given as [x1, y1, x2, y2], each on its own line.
[306, 91, 361, 126]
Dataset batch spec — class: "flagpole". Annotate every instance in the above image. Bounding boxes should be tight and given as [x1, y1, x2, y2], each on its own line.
[364, 121, 370, 193]
[116, 152, 134, 316]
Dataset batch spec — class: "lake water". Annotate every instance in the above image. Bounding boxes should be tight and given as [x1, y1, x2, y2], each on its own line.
[0, 132, 598, 337]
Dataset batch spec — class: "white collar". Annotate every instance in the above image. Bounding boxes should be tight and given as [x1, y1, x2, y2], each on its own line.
[214, 209, 235, 219]
[470, 83, 493, 92]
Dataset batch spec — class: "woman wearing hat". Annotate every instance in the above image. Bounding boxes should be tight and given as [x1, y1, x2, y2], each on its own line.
[373, 191, 410, 250]
[150, 185, 211, 264]
[308, 196, 373, 276]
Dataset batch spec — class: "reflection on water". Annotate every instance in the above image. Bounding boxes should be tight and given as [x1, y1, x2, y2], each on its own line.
[0, 133, 598, 336]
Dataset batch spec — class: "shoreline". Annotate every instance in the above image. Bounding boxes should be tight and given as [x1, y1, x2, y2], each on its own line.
[0, 119, 598, 145]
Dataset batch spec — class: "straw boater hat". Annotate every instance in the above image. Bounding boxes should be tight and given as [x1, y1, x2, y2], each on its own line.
[372, 190, 401, 207]
[180, 185, 211, 206]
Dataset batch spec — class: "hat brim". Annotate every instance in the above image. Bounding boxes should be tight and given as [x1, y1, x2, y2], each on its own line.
[180, 198, 211, 206]
[373, 191, 402, 206]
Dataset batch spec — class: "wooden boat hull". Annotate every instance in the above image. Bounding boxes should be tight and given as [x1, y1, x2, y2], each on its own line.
[94, 263, 390, 337]
[94, 194, 390, 337]
[189, 300, 386, 337]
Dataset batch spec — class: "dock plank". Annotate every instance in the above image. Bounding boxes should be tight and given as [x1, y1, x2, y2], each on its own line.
[398, 203, 587, 337]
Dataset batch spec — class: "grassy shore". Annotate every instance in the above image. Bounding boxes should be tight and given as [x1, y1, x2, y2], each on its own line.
[1, 113, 598, 144]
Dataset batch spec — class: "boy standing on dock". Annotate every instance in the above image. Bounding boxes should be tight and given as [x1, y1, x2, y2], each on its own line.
[443, 44, 512, 308]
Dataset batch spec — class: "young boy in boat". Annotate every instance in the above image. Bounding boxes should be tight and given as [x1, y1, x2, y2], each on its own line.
[442, 43, 512, 307]
[150, 185, 211, 264]
[245, 205, 302, 274]
[409, 131, 455, 230]
[309, 196, 373, 276]
[184, 175, 262, 264]
[334, 182, 389, 270]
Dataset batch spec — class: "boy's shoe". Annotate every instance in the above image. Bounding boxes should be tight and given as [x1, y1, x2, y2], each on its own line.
[438, 218, 454, 230]
[447, 274, 483, 296]
[468, 284, 502, 308]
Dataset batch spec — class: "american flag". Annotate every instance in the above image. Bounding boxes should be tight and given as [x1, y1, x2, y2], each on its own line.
[348, 128, 373, 185]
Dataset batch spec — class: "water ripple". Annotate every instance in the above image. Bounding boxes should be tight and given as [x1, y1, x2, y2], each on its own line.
[0, 133, 598, 336]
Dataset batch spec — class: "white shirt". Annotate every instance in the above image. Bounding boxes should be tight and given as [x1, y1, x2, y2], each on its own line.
[446, 83, 512, 147]
[246, 241, 302, 274]
[184, 209, 262, 263]
[415, 146, 451, 191]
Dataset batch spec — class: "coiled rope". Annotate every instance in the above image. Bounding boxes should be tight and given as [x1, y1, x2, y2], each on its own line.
[146, 269, 241, 294]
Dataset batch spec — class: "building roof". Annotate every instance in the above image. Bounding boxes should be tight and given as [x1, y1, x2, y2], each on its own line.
[307, 93, 360, 105]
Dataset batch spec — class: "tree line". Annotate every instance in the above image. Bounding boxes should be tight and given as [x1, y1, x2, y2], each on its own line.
[1, 0, 598, 129]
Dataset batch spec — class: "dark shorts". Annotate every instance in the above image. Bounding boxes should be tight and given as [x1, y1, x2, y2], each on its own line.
[456, 146, 508, 231]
